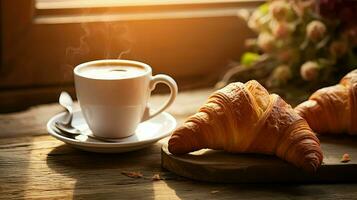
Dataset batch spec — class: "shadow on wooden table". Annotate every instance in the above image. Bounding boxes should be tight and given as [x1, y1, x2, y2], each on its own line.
[46, 144, 160, 199]
[164, 175, 357, 199]
[164, 181, 322, 199]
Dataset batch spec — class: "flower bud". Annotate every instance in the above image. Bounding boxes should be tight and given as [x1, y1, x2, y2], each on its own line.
[273, 65, 292, 82]
[306, 20, 326, 42]
[257, 32, 275, 52]
[270, 0, 290, 21]
[300, 61, 320, 81]
[266, 65, 292, 87]
[329, 41, 347, 58]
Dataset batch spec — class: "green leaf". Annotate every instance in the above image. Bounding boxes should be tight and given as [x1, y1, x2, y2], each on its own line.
[241, 52, 261, 67]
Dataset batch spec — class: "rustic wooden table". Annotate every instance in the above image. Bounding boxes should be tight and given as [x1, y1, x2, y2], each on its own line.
[1, 88, 357, 199]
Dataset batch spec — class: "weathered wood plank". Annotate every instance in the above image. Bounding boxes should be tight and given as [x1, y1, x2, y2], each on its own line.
[1, 135, 357, 199]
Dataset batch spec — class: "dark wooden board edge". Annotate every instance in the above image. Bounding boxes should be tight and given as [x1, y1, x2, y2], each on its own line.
[161, 142, 357, 183]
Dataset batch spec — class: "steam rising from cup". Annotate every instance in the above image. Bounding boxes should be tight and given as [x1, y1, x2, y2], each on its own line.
[63, 21, 134, 79]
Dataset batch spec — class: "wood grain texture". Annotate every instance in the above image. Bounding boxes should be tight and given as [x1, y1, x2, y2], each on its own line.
[1, 135, 357, 199]
[1, 89, 357, 199]
[162, 136, 357, 183]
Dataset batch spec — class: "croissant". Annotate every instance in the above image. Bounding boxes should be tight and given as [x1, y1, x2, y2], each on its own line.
[168, 80, 323, 172]
[295, 69, 357, 135]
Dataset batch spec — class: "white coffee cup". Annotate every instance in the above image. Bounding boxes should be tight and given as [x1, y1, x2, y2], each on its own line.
[74, 59, 178, 138]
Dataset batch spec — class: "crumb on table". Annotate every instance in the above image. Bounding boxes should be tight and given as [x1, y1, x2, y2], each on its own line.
[341, 153, 351, 163]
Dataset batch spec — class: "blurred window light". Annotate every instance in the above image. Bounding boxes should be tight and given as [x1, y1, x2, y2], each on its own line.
[36, 0, 247, 9]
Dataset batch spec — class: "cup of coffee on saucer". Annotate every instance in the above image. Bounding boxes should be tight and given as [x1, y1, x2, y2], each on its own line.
[74, 59, 178, 139]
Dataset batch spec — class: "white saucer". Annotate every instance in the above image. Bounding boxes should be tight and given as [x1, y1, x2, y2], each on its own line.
[47, 110, 176, 153]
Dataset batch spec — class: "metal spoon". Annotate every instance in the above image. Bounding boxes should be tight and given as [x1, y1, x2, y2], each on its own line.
[56, 92, 118, 142]
[55, 121, 81, 135]
[58, 91, 74, 127]
[56, 91, 83, 135]
[54, 122, 116, 142]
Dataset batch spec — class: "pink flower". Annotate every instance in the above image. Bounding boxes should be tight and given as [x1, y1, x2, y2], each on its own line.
[277, 48, 297, 63]
[300, 61, 320, 81]
[272, 22, 293, 39]
[306, 20, 326, 42]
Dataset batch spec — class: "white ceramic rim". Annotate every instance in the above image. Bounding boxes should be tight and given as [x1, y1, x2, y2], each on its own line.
[46, 110, 176, 148]
[73, 59, 152, 80]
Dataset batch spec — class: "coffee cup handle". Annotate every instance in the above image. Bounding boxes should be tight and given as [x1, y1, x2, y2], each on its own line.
[143, 74, 178, 121]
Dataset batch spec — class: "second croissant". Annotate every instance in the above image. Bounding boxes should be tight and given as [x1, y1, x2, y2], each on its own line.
[295, 69, 357, 135]
[168, 80, 323, 172]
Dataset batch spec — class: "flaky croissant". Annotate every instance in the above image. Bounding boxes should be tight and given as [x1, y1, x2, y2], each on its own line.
[295, 69, 357, 135]
[168, 80, 323, 172]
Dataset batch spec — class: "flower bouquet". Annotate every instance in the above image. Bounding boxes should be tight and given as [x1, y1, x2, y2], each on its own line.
[217, 0, 357, 102]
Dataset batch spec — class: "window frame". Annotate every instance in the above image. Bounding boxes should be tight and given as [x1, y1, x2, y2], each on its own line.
[0, 0, 262, 112]
[34, 0, 262, 24]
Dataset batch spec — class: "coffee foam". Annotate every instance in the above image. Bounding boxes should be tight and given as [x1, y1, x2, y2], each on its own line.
[78, 65, 146, 80]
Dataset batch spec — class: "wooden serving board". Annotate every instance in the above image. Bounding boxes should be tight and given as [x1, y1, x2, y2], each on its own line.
[161, 136, 357, 183]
